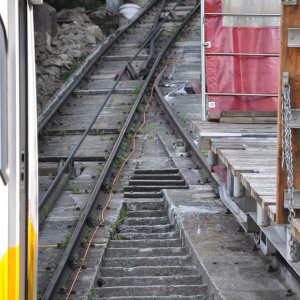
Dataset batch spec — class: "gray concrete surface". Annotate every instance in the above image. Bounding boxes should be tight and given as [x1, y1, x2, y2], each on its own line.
[164, 189, 299, 300]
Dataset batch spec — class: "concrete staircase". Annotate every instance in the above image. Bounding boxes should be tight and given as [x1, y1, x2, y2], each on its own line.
[92, 169, 208, 299]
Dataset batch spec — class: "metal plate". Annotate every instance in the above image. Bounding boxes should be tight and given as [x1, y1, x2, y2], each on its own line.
[282, 0, 297, 5]
[291, 109, 300, 128]
[284, 189, 300, 209]
[288, 28, 300, 47]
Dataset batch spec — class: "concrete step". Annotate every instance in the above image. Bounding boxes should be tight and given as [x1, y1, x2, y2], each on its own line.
[124, 216, 170, 226]
[119, 231, 178, 240]
[99, 266, 199, 277]
[120, 224, 175, 233]
[97, 275, 202, 287]
[124, 185, 187, 192]
[94, 285, 207, 298]
[127, 209, 167, 218]
[134, 168, 179, 174]
[108, 239, 183, 248]
[102, 256, 191, 268]
[124, 191, 162, 198]
[123, 198, 165, 211]
[98, 296, 207, 300]
[104, 247, 187, 258]
[131, 174, 182, 180]
[129, 179, 186, 186]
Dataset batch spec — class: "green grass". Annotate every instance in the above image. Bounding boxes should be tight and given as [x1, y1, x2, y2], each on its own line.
[177, 112, 187, 126]
[59, 233, 71, 248]
[87, 290, 97, 300]
[127, 27, 134, 34]
[58, 130, 66, 137]
[131, 85, 142, 101]
[96, 166, 104, 174]
[70, 185, 81, 194]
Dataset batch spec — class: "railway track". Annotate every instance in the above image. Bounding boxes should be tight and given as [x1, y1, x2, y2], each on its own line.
[36, 0, 300, 299]
[37, 1, 205, 299]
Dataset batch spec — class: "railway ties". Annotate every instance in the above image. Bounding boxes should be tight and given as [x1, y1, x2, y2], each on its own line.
[38, 1, 202, 299]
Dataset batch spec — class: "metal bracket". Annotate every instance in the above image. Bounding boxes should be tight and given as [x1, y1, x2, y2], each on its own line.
[288, 28, 300, 47]
[282, 0, 297, 5]
[284, 190, 300, 208]
[291, 109, 300, 128]
[203, 41, 211, 48]
[282, 72, 289, 86]
[30, 0, 43, 4]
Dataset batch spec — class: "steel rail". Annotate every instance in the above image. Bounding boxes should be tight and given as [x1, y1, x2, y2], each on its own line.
[41, 1, 185, 298]
[38, 10, 170, 213]
[37, 0, 160, 132]
[152, 3, 219, 191]
[142, 0, 168, 72]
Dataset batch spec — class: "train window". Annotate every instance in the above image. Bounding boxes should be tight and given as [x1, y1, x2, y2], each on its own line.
[0, 19, 8, 185]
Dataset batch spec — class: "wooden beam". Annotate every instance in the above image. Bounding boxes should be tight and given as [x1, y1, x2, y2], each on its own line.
[277, 3, 300, 224]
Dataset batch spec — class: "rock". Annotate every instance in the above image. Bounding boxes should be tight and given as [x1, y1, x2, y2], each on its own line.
[44, 66, 61, 78]
[89, 9, 108, 27]
[86, 24, 105, 41]
[43, 56, 72, 68]
[62, 48, 82, 58]
[76, 33, 97, 44]
[57, 7, 90, 24]
[35, 5, 109, 113]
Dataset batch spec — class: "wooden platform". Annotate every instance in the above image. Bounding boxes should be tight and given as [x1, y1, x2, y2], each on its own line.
[192, 120, 277, 150]
[192, 119, 278, 222]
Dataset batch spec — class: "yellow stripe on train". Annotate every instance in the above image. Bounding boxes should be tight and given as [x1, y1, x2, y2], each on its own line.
[28, 219, 38, 300]
[0, 220, 37, 300]
[0, 245, 20, 300]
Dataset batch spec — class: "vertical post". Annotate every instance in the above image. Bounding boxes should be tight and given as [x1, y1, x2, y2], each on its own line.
[200, 0, 207, 120]
[257, 203, 269, 226]
[226, 168, 232, 196]
[277, 1, 300, 224]
[207, 150, 217, 167]
[233, 176, 243, 198]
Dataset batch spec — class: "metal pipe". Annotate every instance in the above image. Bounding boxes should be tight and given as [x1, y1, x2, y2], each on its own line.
[205, 12, 280, 17]
[206, 52, 279, 57]
[200, 1, 206, 120]
[207, 92, 278, 97]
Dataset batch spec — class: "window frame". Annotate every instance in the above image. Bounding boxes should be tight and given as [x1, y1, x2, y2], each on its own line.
[0, 16, 8, 185]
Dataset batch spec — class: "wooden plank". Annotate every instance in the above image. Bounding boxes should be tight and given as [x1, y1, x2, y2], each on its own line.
[277, 3, 300, 224]
[220, 116, 277, 124]
[192, 120, 277, 150]
[210, 137, 277, 154]
[220, 110, 277, 124]
[220, 111, 277, 118]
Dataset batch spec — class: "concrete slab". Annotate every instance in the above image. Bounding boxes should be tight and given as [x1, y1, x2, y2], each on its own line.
[163, 189, 298, 300]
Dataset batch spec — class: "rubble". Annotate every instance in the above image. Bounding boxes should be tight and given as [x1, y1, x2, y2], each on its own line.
[35, 6, 107, 115]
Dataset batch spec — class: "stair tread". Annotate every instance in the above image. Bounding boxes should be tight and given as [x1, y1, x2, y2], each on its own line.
[103, 255, 191, 267]
[98, 296, 206, 300]
[104, 247, 187, 257]
[118, 232, 177, 239]
[134, 168, 179, 174]
[120, 224, 175, 233]
[93, 284, 207, 297]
